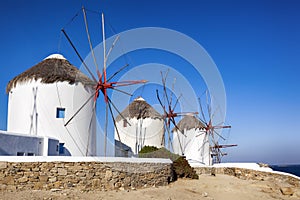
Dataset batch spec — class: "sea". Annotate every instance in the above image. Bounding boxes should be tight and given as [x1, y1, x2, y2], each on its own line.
[270, 164, 300, 177]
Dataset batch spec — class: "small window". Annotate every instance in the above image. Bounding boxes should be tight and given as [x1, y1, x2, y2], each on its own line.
[17, 152, 25, 156]
[27, 153, 35, 156]
[123, 119, 127, 127]
[56, 108, 65, 118]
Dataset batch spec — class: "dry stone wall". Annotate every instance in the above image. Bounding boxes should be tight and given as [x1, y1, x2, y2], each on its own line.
[195, 167, 300, 187]
[195, 167, 300, 197]
[0, 161, 173, 191]
[194, 166, 300, 198]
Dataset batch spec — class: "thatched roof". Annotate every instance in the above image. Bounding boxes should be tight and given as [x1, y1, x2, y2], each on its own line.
[6, 54, 95, 93]
[116, 97, 162, 121]
[173, 115, 205, 132]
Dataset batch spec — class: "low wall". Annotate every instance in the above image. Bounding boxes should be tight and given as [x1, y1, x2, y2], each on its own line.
[194, 167, 300, 187]
[0, 157, 173, 191]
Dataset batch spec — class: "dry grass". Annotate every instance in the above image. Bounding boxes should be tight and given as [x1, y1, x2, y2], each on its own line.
[6, 58, 95, 93]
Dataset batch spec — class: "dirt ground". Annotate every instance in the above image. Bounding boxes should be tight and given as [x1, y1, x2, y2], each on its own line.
[1, 174, 300, 200]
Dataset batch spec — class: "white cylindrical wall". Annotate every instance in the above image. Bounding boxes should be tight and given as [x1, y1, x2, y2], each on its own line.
[115, 117, 164, 155]
[173, 128, 210, 165]
[7, 79, 96, 156]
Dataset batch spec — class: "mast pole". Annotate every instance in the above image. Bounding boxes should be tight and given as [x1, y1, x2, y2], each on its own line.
[101, 13, 108, 157]
[102, 13, 107, 83]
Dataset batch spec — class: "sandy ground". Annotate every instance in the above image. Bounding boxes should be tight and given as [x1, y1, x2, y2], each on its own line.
[1, 174, 299, 200]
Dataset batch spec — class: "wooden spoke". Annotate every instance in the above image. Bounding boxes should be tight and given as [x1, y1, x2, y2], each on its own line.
[61, 29, 97, 83]
[198, 97, 207, 123]
[82, 6, 99, 73]
[107, 64, 129, 82]
[172, 94, 182, 111]
[64, 92, 95, 126]
[86, 101, 96, 156]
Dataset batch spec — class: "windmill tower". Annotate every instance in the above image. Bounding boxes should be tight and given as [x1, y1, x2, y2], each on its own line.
[114, 97, 164, 157]
[172, 115, 210, 165]
[6, 54, 96, 156]
[156, 71, 198, 152]
[198, 91, 237, 165]
[61, 7, 147, 156]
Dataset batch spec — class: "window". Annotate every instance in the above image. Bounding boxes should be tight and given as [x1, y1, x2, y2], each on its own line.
[27, 153, 35, 156]
[17, 152, 25, 156]
[56, 108, 65, 118]
[123, 119, 127, 127]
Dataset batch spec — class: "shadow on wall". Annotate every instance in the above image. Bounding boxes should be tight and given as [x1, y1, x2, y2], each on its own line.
[0, 147, 10, 156]
[57, 143, 71, 156]
[63, 148, 71, 156]
[115, 140, 134, 157]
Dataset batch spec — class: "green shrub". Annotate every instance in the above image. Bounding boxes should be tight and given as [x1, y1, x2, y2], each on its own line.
[138, 146, 198, 180]
[138, 145, 159, 154]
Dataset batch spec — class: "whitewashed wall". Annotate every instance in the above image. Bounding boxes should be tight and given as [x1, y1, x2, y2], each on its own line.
[115, 117, 164, 155]
[0, 131, 59, 156]
[173, 128, 210, 165]
[7, 80, 96, 156]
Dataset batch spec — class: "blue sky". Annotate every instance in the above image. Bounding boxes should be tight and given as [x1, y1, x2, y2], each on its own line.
[0, 0, 299, 164]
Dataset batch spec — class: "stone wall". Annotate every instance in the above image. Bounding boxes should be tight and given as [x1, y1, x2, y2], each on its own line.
[0, 161, 173, 191]
[194, 167, 300, 187]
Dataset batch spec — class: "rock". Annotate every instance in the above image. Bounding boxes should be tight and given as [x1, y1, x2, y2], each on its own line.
[211, 168, 216, 176]
[280, 187, 294, 196]
[6, 185, 16, 192]
[292, 189, 300, 198]
[260, 186, 273, 194]
[119, 186, 125, 191]
[18, 176, 28, 183]
[64, 182, 74, 188]
[0, 162, 7, 169]
[51, 188, 62, 192]
[53, 181, 62, 188]
[39, 175, 48, 182]
[235, 169, 242, 177]
[258, 163, 269, 168]
[105, 170, 113, 180]
[0, 184, 7, 190]
[86, 172, 94, 179]
[50, 168, 58, 173]
[76, 172, 86, 177]
[49, 177, 57, 183]
[33, 182, 44, 190]
[115, 182, 122, 188]
[32, 167, 40, 172]
[3, 176, 14, 185]
[92, 179, 101, 187]
[58, 168, 68, 176]
[24, 171, 32, 177]
[55, 163, 64, 168]
[202, 192, 208, 197]
[123, 177, 131, 186]
[119, 173, 125, 179]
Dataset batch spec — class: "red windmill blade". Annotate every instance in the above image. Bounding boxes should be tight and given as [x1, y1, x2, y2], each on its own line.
[198, 90, 237, 164]
[61, 7, 147, 156]
[210, 142, 238, 163]
[156, 70, 198, 154]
